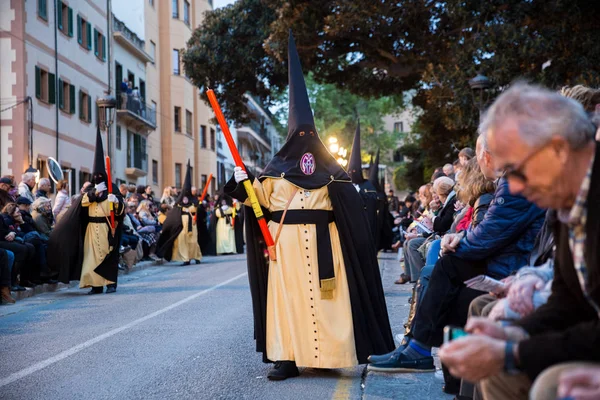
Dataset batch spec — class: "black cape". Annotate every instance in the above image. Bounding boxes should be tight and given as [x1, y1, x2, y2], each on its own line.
[356, 181, 379, 244]
[225, 176, 394, 364]
[234, 206, 244, 254]
[374, 191, 395, 251]
[49, 192, 124, 284]
[196, 203, 212, 255]
[156, 206, 184, 261]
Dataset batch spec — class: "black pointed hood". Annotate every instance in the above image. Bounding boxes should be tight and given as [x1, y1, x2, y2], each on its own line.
[92, 126, 107, 185]
[260, 31, 350, 190]
[348, 120, 364, 184]
[369, 149, 381, 191]
[177, 160, 193, 205]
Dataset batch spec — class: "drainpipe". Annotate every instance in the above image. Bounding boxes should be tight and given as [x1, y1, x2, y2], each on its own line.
[54, 0, 59, 161]
[106, 0, 112, 162]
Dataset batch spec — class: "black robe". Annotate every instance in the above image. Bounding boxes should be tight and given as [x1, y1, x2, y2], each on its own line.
[234, 206, 244, 254]
[225, 177, 394, 364]
[156, 206, 186, 261]
[196, 204, 211, 255]
[355, 181, 379, 244]
[49, 192, 124, 284]
[374, 192, 395, 251]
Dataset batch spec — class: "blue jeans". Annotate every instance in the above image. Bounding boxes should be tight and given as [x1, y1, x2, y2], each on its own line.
[424, 239, 442, 269]
[1, 250, 14, 287]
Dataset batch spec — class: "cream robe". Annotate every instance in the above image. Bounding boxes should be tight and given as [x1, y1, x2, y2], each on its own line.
[216, 207, 236, 254]
[251, 178, 357, 368]
[172, 205, 202, 262]
[80, 194, 118, 288]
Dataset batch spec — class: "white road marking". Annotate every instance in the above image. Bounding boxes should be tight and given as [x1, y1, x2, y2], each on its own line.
[0, 272, 248, 388]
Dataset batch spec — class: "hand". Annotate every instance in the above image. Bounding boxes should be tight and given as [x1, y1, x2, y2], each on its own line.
[491, 276, 516, 297]
[439, 335, 505, 382]
[404, 232, 419, 241]
[95, 182, 107, 193]
[507, 275, 545, 316]
[454, 200, 466, 212]
[429, 200, 441, 212]
[107, 194, 118, 203]
[234, 166, 248, 183]
[558, 367, 600, 399]
[221, 205, 229, 211]
[441, 233, 461, 254]
[487, 299, 507, 321]
[5, 232, 15, 242]
[465, 317, 507, 339]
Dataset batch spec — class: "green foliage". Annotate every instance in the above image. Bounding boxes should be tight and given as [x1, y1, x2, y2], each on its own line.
[185, 0, 600, 184]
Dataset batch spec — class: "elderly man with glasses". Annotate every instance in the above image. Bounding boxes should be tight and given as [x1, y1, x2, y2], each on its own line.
[440, 82, 600, 400]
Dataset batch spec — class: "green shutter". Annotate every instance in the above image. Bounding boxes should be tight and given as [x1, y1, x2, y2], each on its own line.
[38, 0, 47, 20]
[77, 15, 82, 44]
[35, 66, 41, 99]
[79, 90, 83, 119]
[69, 84, 75, 114]
[67, 7, 73, 37]
[48, 73, 56, 104]
[58, 78, 64, 109]
[87, 22, 92, 50]
[88, 94, 92, 123]
[102, 35, 106, 61]
[94, 28, 98, 57]
[57, 1, 62, 30]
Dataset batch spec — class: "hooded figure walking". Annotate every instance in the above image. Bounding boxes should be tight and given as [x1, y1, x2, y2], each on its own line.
[369, 150, 394, 251]
[224, 32, 394, 381]
[156, 161, 202, 266]
[48, 128, 124, 294]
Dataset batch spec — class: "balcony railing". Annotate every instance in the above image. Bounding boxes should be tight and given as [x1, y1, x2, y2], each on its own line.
[248, 119, 271, 145]
[117, 92, 157, 128]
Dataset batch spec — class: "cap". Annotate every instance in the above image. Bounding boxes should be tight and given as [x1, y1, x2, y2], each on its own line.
[16, 196, 32, 205]
[0, 177, 15, 187]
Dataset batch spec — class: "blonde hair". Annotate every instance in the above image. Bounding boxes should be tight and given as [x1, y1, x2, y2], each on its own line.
[559, 85, 600, 112]
[433, 176, 455, 197]
[457, 158, 496, 206]
[56, 179, 68, 191]
[137, 200, 152, 214]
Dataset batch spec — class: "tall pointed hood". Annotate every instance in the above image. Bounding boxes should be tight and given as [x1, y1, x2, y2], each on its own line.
[92, 126, 107, 185]
[369, 148, 381, 191]
[177, 160, 193, 205]
[260, 31, 350, 190]
[348, 119, 364, 184]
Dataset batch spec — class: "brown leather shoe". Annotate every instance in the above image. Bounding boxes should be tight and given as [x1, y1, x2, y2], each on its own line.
[1, 286, 16, 305]
[394, 274, 411, 285]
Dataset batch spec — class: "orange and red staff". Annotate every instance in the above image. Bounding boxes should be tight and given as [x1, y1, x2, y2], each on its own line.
[206, 89, 277, 261]
[199, 173, 213, 202]
[105, 156, 116, 235]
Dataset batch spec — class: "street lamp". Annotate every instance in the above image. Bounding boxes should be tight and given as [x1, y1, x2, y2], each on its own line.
[96, 96, 117, 132]
[469, 73, 492, 122]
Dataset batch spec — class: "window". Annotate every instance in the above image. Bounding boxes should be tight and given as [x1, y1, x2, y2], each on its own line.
[93, 29, 107, 61]
[152, 160, 158, 185]
[175, 163, 182, 188]
[78, 90, 92, 123]
[57, 1, 73, 37]
[174, 107, 181, 132]
[35, 66, 55, 104]
[172, 0, 179, 18]
[149, 40, 156, 63]
[183, 1, 190, 25]
[172, 49, 180, 75]
[58, 79, 75, 114]
[210, 128, 215, 150]
[393, 122, 404, 133]
[200, 125, 207, 148]
[217, 137, 223, 149]
[393, 149, 404, 163]
[139, 80, 146, 103]
[133, 134, 147, 170]
[116, 126, 122, 150]
[149, 0, 154, 6]
[77, 16, 92, 50]
[38, 0, 48, 21]
[186, 110, 192, 135]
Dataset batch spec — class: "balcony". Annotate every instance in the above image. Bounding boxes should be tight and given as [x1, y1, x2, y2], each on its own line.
[116, 93, 157, 134]
[112, 15, 153, 64]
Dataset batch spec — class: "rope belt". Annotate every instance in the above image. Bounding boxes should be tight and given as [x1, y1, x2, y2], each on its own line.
[271, 210, 336, 299]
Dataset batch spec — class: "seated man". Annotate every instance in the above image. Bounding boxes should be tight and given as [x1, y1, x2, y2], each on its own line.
[439, 83, 600, 400]
[368, 133, 545, 380]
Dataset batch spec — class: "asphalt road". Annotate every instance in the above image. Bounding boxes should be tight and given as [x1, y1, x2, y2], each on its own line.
[0, 255, 366, 400]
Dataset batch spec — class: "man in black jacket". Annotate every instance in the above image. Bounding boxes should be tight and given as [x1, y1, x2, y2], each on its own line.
[439, 83, 600, 400]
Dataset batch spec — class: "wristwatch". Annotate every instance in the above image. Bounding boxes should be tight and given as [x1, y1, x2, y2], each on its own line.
[504, 341, 521, 375]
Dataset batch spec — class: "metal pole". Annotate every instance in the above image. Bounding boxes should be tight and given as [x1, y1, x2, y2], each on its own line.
[54, 0, 59, 161]
[28, 96, 33, 167]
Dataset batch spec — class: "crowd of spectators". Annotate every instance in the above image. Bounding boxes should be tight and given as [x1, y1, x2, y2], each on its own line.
[0, 176, 235, 306]
[368, 83, 600, 400]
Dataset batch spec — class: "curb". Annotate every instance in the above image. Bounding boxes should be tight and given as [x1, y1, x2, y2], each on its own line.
[9, 260, 161, 301]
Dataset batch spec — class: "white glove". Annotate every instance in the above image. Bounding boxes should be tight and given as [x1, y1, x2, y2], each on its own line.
[95, 182, 107, 193]
[107, 194, 118, 203]
[234, 166, 248, 183]
[221, 205, 230, 211]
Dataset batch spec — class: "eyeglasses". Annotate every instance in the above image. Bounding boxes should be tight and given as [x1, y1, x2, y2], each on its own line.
[495, 143, 548, 183]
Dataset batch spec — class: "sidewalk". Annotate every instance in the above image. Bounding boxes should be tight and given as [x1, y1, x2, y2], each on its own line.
[363, 252, 453, 400]
[9, 259, 160, 302]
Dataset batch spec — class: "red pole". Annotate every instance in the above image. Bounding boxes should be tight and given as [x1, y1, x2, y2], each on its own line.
[206, 89, 277, 260]
[199, 173, 213, 202]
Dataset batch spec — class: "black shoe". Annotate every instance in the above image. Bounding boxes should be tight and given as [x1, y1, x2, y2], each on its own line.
[194, 259, 201, 264]
[105, 285, 117, 294]
[267, 361, 300, 381]
[11, 285, 26, 292]
[181, 261, 191, 266]
[42, 278, 58, 284]
[367, 352, 435, 373]
[368, 338, 410, 364]
[87, 287, 103, 295]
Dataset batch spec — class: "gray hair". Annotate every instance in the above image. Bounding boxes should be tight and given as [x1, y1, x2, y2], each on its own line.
[433, 176, 455, 196]
[38, 177, 50, 187]
[480, 82, 596, 150]
[32, 197, 51, 211]
[22, 172, 36, 182]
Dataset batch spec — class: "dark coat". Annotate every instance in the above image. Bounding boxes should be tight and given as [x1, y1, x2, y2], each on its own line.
[432, 192, 458, 235]
[516, 143, 600, 380]
[472, 193, 494, 228]
[451, 178, 545, 279]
